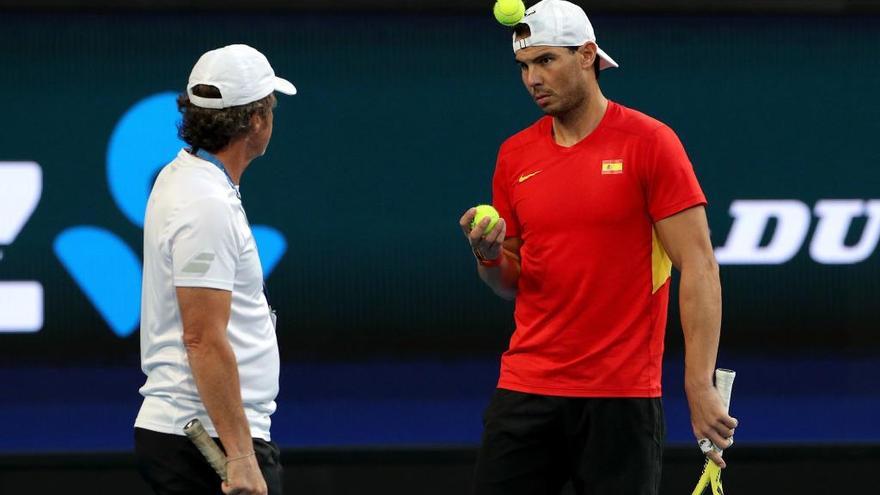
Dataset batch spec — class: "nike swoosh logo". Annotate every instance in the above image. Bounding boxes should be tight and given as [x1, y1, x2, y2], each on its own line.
[524, 10, 536, 16]
[519, 170, 543, 183]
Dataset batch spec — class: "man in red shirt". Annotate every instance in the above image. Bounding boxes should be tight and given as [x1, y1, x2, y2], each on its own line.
[459, 1, 738, 493]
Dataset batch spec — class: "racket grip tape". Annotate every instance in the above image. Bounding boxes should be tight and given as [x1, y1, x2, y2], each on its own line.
[183, 418, 228, 481]
[714, 368, 736, 412]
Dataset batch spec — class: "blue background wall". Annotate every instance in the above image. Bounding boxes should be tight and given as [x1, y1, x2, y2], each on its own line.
[1, 12, 879, 451]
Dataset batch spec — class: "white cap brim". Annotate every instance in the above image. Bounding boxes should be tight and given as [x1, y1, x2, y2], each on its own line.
[275, 76, 297, 95]
[596, 47, 619, 70]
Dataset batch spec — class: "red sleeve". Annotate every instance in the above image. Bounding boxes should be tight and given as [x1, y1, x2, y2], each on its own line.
[644, 125, 707, 222]
[492, 149, 520, 238]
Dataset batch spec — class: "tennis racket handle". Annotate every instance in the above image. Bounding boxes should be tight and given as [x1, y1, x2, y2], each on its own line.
[183, 419, 227, 481]
[715, 368, 736, 412]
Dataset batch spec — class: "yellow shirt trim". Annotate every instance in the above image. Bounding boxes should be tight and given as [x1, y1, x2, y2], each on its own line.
[652, 228, 672, 294]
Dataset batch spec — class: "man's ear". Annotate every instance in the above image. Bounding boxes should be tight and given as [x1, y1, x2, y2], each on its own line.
[250, 113, 263, 132]
[579, 42, 598, 71]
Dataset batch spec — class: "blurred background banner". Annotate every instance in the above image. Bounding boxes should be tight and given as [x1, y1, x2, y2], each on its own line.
[1, 12, 879, 360]
[1, 4, 880, 485]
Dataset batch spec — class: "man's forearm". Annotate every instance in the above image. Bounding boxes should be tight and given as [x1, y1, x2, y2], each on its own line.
[477, 251, 520, 300]
[186, 334, 253, 456]
[679, 258, 722, 392]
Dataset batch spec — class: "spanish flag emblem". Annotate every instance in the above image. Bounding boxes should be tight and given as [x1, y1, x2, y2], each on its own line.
[601, 159, 624, 175]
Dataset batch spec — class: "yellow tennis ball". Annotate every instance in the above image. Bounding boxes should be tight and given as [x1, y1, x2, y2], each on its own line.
[471, 204, 500, 234]
[493, 0, 525, 27]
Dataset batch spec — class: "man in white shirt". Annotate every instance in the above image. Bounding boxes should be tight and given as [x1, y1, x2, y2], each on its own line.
[134, 44, 296, 495]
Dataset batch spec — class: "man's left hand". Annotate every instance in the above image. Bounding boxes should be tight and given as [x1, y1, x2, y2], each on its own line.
[687, 384, 738, 468]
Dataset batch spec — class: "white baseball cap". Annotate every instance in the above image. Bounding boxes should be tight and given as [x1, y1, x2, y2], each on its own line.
[512, 0, 619, 70]
[187, 44, 297, 109]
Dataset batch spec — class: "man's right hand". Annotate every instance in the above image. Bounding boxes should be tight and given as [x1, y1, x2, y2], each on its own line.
[459, 207, 507, 261]
[222, 455, 267, 495]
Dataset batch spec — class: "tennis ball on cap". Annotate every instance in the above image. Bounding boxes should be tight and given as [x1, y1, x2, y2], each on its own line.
[471, 204, 500, 234]
[493, 0, 525, 27]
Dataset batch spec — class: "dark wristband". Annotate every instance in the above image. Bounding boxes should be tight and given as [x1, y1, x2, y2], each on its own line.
[473, 248, 503, 267]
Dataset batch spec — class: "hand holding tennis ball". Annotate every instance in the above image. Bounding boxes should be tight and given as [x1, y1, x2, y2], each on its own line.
[459, 205, 506, 265]
[493, 0, 525, 26]
[470, 204, 500, 235]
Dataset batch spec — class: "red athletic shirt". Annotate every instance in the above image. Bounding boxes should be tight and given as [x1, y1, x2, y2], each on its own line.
[492, 101, 706, 397]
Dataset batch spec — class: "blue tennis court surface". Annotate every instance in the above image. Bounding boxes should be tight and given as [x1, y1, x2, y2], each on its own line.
[1, 354, 878, 452]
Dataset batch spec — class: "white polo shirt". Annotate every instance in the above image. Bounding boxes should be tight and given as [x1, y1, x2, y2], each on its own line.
[135, 149, 279, 441]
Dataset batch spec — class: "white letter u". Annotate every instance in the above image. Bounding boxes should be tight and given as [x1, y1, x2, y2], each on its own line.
[810, 200, 880, 264]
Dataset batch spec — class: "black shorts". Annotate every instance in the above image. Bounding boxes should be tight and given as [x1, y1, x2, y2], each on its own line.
[473, 389, 665, 495]
[134, 427, 283, 495]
